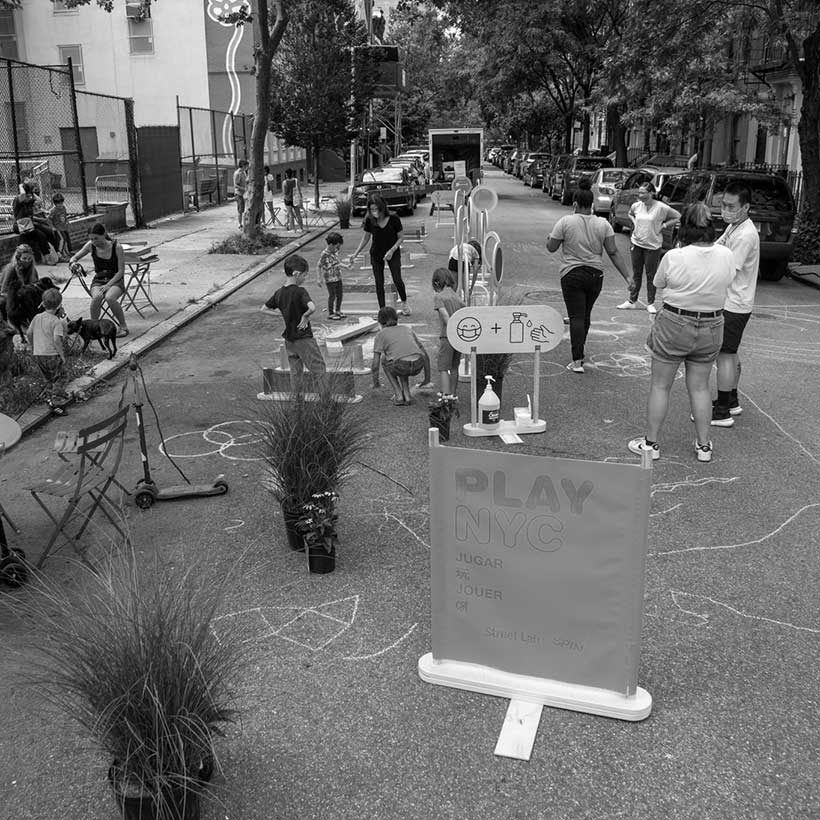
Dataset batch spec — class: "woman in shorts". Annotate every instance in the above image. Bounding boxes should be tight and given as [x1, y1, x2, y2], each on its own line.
[628, 203, 735, 463]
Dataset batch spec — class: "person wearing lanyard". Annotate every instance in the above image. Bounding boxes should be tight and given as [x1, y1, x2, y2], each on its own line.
[69, 223, 129, 337]
[348, 196, 410, 315]
[710, 182, 760, 427]
[628, 203, 735, 464]
[617, 182, 680, 313]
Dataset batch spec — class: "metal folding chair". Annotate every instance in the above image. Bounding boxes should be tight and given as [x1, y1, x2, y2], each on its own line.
[27, 405, 130, 568]
[121, 252, 159, 316]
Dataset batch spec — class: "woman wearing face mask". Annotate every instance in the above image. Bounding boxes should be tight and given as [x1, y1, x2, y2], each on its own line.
[617, 182, 680, 314]
[69, 223, 129, 337]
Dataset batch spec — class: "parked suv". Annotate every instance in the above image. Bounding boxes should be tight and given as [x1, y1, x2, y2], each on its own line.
[656, 170, 797, 280]
[609, 167, 685, 232]
[552, 156, 614, 204]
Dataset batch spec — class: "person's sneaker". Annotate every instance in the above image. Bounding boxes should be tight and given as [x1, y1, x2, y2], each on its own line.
[710, 406, 735, 427]
[400, 302, 411, 316]
[617, 300, 642, 309]
[694, 440, 713, 462]
[628, 437, 660, 460]
[328, 314, 341, 320]
[646, 303, 657, 314]
[566, 360, 584, 373]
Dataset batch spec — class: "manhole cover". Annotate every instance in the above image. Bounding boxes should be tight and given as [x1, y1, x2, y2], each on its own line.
[523, 289, 564, 302]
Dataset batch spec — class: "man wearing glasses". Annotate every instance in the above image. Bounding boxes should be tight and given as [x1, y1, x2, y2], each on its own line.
[711, 182, 760, 426]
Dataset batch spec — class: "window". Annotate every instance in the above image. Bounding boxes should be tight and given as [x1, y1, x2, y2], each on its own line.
[128, 18, 154, 54]
[58, 45, 85, 86]
[0, 10, 18, 59]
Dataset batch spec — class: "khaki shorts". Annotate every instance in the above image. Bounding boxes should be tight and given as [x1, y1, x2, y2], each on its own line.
[437, 337, 461, 372]
[385, 354, 424, 378]
[646, 309, 724, 364]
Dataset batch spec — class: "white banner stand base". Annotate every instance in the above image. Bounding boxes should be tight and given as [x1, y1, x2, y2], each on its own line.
[418, 653, 652, 722]
[463, 418, 546, 437]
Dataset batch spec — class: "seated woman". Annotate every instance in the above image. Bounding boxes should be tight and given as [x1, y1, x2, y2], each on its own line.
[0, 243, 40, 320]
[13, 183, 52, 262]
[68, 223, 129, 337]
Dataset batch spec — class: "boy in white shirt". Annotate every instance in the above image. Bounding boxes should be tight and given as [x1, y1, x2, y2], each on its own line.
[26, 288, 69, 415]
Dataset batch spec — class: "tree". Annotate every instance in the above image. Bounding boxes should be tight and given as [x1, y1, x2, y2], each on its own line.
[268, 0, 367, 207]
[52, 0, 287, 238]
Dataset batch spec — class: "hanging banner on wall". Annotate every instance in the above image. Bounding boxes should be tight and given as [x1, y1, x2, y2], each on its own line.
[422, 442, 652, 710]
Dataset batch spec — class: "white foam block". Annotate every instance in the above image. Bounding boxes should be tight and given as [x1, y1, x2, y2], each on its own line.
[494, 700, 544, 761]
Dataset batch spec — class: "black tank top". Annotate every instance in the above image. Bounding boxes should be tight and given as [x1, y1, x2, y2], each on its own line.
[91, 240, 119, 285]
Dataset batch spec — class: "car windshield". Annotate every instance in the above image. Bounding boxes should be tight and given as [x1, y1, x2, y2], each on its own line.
[362, 171, 404, 183]
[601, 170, 628, 183]
[710, 175, 793, 210]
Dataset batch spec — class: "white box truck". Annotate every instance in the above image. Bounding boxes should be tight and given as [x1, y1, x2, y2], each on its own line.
[429, 128, 484, 183]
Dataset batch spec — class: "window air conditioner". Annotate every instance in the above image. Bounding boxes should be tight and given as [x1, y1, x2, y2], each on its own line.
[125, 1, 147, 20]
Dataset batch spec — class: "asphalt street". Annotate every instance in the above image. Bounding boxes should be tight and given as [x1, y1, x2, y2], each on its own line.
[2, 168, 820, 819]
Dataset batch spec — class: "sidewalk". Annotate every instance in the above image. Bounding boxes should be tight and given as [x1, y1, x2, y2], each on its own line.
[16, 183, 347, 434]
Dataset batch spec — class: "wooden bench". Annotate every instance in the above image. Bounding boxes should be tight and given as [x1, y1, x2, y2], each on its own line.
[187, 177, 218, 211]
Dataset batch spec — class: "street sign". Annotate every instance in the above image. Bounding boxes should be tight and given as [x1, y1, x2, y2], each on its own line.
[471, 186, 498, 213]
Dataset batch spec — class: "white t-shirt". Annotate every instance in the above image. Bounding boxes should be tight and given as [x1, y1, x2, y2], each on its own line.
[653, 244, 736, 311]
[715, 218, 760, 314]
[628, 200, 678, 250]
[549, 213, 613, 276]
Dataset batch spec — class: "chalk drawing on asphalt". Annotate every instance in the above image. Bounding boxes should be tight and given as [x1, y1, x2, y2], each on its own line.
[670, 590, 820, 634]
[654, 502, 820, 556]
[212, 595, 419, 658]
[159, 420, 263, 462]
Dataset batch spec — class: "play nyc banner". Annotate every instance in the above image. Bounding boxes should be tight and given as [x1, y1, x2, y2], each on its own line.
[429, 444, 651, 695]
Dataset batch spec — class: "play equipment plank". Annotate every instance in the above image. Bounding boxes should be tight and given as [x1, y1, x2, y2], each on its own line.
[494, 700, 544, 761]
[323, 317, 378, 343]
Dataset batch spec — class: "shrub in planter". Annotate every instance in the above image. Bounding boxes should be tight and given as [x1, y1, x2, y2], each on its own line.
[255, 385, 368, 558]
[334, 195, 353, 229]
[16, 551, 245, 820]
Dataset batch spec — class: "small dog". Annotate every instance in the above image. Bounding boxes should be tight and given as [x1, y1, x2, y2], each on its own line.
[66, 317, 118, 359]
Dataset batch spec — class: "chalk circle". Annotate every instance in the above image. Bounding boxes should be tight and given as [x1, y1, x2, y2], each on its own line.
[160, 420, 264, 461]
[470, 186, 498, 213]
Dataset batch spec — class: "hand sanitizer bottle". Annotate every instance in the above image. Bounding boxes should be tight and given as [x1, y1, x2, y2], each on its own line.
[478, 375, 500, 430]
[509, 312, 526, 343]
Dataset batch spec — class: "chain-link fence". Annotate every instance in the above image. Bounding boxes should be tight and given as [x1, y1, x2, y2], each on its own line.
[177, 102, 253, 210]
[0, 57, 84, 231]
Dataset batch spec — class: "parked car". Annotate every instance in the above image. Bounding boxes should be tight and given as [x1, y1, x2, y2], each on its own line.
[609, 166, 686, 231]
[351, 167, 417, 216]
[589, 167, 630, 216]
[656, 170, 797, 280]
[542, 153, 571, 195]
[518, 152, 550, 181]
[552, 156, 614, 204]
[388, 158, 426, 188]
[504, 149, 525, 174]
[497, 145, 516, 169]
[522, 158, 549, 188]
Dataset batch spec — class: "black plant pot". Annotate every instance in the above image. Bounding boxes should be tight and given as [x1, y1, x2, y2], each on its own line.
[307, 543, 336, 574]
[281, 503, 305, 551]
[428, 407, 452, 442]
[108, 758, 212, 820]
[339, 217, 351, 229]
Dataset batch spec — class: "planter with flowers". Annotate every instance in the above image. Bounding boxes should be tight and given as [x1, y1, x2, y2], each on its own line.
[296, 491, 339, 574]
[334, 195, 353, 229]
[428, 393, 459, 442]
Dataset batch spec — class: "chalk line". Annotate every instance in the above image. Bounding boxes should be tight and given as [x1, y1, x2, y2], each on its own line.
[671, 590, 820, 634]
[654, 502, 820, 556]
[650, 503, 682, 517]
[343, 623, 418, 660]
[384, 511, 431, 550]
[651, 476, 739, 496]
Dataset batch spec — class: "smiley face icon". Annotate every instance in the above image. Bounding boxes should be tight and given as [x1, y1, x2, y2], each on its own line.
[456, 316, 482, 342]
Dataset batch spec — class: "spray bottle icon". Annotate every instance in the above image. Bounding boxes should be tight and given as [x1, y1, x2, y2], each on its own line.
[509, 312, 527, 343]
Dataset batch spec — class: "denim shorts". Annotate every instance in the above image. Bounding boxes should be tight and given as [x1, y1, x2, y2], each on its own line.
[437, 337, 461, 372]
[385, 354, 424, 378]
[646, 309, 724, 364]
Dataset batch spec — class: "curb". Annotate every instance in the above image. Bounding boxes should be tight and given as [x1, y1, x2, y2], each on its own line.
[18, 223, 337, 437]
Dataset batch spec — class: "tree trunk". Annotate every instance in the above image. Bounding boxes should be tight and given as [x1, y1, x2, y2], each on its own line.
[244, 0, 288, 237]
[797, 27, 820, 217]
[581, 107, 590, 154]
[313, 139, 321, 208]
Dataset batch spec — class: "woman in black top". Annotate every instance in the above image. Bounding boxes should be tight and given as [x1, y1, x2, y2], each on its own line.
[69, 223, 129, 337]
[349, 196, 410, 314]
[13, 183, 52, 261]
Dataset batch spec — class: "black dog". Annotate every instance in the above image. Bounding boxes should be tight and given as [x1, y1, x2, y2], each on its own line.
[66, 317, 118, 359]
[1, 276, 57, 344]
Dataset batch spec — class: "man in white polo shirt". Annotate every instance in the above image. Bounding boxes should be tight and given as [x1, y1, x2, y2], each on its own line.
[711, 181, 760, 427]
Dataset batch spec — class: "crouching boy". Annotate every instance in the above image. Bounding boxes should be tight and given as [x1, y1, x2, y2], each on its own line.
[371, 306, 430, 406]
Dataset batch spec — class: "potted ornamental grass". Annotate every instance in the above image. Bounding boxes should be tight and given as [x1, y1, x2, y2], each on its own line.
[334, 194, 353, 229]
[16, 550, 245, 820]
[255, 385, 368, 570]
[428, 393, 459, 442]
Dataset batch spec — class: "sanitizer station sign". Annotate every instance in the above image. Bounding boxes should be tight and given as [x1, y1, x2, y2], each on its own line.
[428, 444, 651, 695]
[446, 306, 564, 354]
